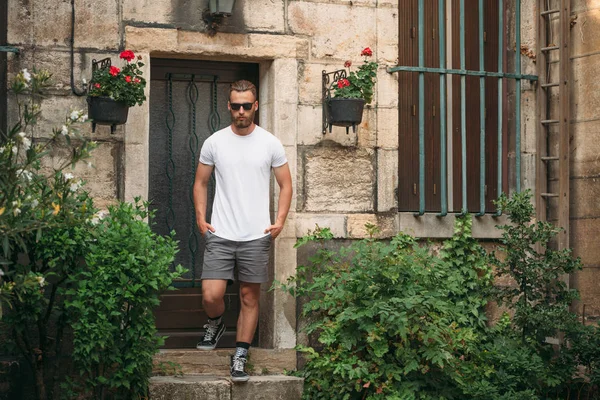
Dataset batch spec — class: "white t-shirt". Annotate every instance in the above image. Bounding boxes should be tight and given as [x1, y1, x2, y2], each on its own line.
[199, 125, 288, 241]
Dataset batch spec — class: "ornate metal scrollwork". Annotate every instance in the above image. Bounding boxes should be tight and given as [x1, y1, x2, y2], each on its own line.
[322, 69, 347, 134]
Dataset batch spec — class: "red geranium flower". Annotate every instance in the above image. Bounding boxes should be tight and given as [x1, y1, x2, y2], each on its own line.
[344, 60, 352, 68]
[109, 66, 120, 76]
[119, 50, 135, 62]
[337, 78, 350, 89]
[125, 75, 132, 83]
[94, 83, 101, 89]
[134, 78, 141, 84]
[361, 47, 373, 57]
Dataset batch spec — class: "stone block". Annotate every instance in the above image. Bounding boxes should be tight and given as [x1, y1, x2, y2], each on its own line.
[295, 213, 347, 238]
[150, 376, 231, 400]
[231, 376, 303, 400]
[297, 105, 323, 145]
[298, 62, 340, 105]
[548, 177, 600, 220]
[376, 107, 399, 149]
[570, 218, 600, 266]
[8, 0, 33, 45]
[242, 0, 286, 33]
[571, 57, 600, 122]
[377, 149, 398, 212]
[571, 120, 600, 177]
[397, 214, 507, 239]
[247, 34, 310, 60]
[571, 267, 600, 320]
[123, 142, 149, 201]
[123, 0, 207, 29]
[125, 27, 179, 54]
[571, 8, 600, 57]
[271, 59, 299, 104]
[303, 147, 375, 212]
[288, 2, 377, 61]
[376, 7, 399, 65]
[357, 107, 377, 148]
[268, 102, 298, 146]
[347, 213, 396, 238]
[377, 68, 399, 108]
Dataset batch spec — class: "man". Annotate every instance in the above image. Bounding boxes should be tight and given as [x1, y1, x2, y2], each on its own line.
[192, 80, 293, 383]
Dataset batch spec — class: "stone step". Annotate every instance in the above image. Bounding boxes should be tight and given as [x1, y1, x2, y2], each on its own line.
[150, 375, 304, 400]
[153, 348, 297, 376]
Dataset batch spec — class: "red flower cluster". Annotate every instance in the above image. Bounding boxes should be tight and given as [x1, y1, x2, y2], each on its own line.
[134, 78, 141, 84]
[120, 50, 136, 62]
[94, 83, 101, 89]
[109, 66, 120, 76]
[125, 75, 132, 83]
[361, 47, 373, 57]
[344, 60, 352, 68]
[337, 78, 350, 89]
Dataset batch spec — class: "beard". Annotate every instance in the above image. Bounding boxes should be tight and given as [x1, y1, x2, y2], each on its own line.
[231, 108, 256, 129]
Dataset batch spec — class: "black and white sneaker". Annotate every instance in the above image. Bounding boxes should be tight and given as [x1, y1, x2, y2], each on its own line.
[196, 321, 225, 350]
[230, 355, 250, 383]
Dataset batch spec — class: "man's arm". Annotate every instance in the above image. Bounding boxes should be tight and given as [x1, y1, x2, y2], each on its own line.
[193, 162, 215, 234]
[265, 163, 293, 239]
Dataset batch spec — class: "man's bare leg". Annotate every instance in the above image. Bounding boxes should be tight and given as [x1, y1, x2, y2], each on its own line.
[236, 282, 261, 343]
[197, 279, 228, 350]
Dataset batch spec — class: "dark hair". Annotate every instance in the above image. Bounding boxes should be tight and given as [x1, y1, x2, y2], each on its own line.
[229, 80, 257, 101]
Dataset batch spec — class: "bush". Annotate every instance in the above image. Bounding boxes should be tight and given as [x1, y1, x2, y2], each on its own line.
[281, 220, 491, 399]
[63, 200, 184, 399]
[284, 192, 600, 399]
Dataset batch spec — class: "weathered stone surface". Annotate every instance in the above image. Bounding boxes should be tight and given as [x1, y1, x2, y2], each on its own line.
[357, 107, 377, 148]
[376, 7, 399, 65]
[123, 0, 208, 30]
[298, 61, 340, 106]
[153, 349, 296, 376]
[297, 105, 324, 145]
[288, 3, 376, 61]
[570, 120, 600, 177]
[548, 177, 600, 220]
[295, 213, 347, 238]
[570, 217, 600, 266]
[377, 67, 399, 108]
[521, 90, 537, 154]
[303, 147, 375, 212]
[397, 214, 508, 239]
[347, 213, 396, 238]
[7, 0, 33, 45]
[377, 149, 398, 212]
[273, 239, 298, 349]
[571, 267, 600, 320]
[377, 107, 399, 149]
[231, 375, 303, 400]
[150, 375, 231, 400]
[571, 57, 600, 122]
[242, 0, 285, 33]
[570, 8, 600, 57]
[39, 142, 122, 209]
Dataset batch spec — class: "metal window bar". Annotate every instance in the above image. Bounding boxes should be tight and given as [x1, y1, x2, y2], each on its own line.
[388, 0, 538, 215]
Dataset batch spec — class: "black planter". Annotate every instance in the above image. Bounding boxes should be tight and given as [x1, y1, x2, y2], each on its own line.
[87, 96, 129, 134]
[327, 98, 365, 133]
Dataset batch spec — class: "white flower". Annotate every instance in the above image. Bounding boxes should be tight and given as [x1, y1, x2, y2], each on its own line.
[70, 110, 80, 121]
[18, 132, 26, 138]
[79, 114, 88, 122]
[82, 78, 87, 85]
[69, 181, 82, 192]
[11, 201, 18, 206]
[31, 199, 39, 208]
[22, 69, 31, 83]
[21, 137, 31, 151]
[0, 146, 5, 153]
[36, 276, 45, 287]
[90, 216, 100, 225]
[13, 208, 21, 216]
[12, 146, 17, 155]
[17, 169, 33, 181]
[0, 268, 4, 276]
[61, 125, 69, 136]
[63, 172, 74, 180]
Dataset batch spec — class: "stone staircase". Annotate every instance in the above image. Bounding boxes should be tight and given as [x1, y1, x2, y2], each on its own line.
[151, 348, 303, 400]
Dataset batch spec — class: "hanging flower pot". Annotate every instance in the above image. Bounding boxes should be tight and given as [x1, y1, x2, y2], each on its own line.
[209, 0, 236, 15]
[87, 96, 129, 134]
[327, 98, 365, 131]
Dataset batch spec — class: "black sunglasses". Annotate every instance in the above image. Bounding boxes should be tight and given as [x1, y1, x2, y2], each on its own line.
[230, 102, 254, 111]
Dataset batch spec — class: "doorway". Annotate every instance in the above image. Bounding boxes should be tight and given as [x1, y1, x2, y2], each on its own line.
[149, 58, 260, 348]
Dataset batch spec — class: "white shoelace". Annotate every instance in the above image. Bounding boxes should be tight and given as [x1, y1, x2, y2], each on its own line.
[232, 356, 246, 372]
[203, 323, 218, 341]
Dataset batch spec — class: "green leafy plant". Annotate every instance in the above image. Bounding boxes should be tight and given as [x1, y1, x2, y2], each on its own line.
[0, 69, 98, 400]
[332, 47, 378, 104]
[63, 199, 185, 399]
[88, 50, 146, 107]
[280, 219, 490, 399]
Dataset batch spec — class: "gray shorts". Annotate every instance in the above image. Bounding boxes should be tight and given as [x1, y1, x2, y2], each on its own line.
[201, 232, 271, 284]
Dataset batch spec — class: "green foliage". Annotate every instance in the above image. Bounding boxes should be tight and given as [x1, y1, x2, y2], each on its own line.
[281, 218, 490, 399]
[285, 192, 600, 399]
[63, 200, 184, 399]
[332, 47, 378, 104]
[88, 50, 146, 107]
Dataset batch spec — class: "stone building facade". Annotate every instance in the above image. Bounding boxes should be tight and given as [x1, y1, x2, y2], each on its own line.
[2, 0, 599, 350]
